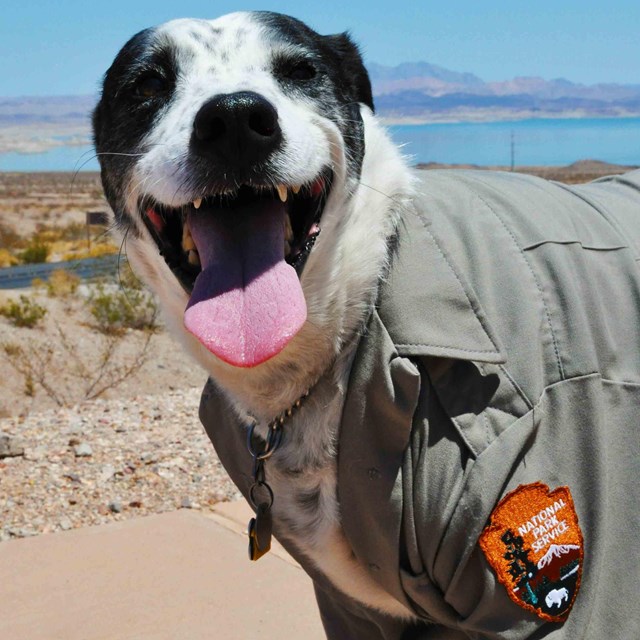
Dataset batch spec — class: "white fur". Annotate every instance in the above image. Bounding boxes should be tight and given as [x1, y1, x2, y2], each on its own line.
[114, 13, 418, 619]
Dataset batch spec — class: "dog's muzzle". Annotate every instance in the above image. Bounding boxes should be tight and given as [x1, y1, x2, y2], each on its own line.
[139, 91, 333, 369]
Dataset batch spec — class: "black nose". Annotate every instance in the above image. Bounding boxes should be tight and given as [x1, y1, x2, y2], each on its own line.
[191, 91, 282, 168]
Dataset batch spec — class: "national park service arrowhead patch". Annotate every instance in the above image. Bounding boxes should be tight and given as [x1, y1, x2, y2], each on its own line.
[479, 482, 584, 622]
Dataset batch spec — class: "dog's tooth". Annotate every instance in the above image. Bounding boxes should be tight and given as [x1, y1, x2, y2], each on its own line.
[277, 184, 288, 203]
[183, 237, 196, 252]
[292, 185, 301, 195]
[188, 250, 200, 266]
[193, 198, 202, 210]
[284, 214, 293, 242]
[181, 219, 196, 251]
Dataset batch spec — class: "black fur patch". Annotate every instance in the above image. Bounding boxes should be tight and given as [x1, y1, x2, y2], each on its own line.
[254, 11, 373, 110]
[253, 11, 372, 184]
[93, 27, 178, 230]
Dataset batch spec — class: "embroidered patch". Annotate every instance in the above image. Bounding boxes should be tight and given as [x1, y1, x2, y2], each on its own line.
[479, 482, 583, 622]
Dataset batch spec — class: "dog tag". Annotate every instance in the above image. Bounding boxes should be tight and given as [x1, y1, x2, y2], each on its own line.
[248, 502, 272, 561]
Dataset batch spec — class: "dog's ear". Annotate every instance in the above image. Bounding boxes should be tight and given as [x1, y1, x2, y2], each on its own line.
[324, 33, 374, 112]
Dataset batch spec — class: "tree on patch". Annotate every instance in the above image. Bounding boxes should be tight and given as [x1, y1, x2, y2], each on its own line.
[501, 529, 539, 604]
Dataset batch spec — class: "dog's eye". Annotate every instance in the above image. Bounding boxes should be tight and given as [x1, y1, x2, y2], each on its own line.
[285, 61, 316, 81]
[134, 75, 167, 99]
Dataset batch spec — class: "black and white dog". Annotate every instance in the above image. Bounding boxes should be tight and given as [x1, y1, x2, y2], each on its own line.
[94, 10, 640, 639]
[94, 10, 415, 620]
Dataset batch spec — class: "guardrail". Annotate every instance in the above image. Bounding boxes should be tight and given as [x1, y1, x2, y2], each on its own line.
[0, 255, 122, 289]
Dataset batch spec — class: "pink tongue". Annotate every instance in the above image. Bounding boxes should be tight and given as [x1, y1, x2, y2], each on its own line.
[183, 202, 307, 368]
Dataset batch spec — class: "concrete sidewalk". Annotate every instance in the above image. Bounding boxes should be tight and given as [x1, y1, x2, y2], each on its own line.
[0, 502, 325, 640]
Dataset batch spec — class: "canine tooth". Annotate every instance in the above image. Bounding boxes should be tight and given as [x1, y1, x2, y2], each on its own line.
[292, 185, 301, 194]
[193, 198, 202, 209]
[183, 236, 195, 251]
[188, 250, 200, 266]
[277, 184, 288, 203]
[181, 220, 195, 251]
[284, 215, 294, 243]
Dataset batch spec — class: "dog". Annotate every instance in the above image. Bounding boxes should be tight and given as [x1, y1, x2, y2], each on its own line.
[94, 12, 640, 639]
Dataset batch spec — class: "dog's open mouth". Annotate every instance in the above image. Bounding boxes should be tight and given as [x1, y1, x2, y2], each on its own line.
[140, 170, 332, 368]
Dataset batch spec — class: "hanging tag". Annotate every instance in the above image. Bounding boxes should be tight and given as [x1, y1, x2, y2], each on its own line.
[248, 502, 273, 561]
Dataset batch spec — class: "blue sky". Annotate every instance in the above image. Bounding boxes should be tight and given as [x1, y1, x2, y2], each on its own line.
[2, 0, 639, 96]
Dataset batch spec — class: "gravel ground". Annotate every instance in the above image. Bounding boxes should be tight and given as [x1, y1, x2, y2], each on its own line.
[0, 387, 241, 542]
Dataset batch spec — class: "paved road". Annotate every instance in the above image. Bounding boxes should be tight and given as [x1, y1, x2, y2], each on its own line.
[0, 255, 121, 289]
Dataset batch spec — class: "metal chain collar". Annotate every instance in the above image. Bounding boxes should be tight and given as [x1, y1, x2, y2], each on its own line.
[246, 390, 309, 561]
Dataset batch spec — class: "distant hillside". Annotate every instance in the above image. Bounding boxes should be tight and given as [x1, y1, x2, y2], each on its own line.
[0, 95, 96, 125]
[369, 62, 640, 121]
[0, 95, 95, 154]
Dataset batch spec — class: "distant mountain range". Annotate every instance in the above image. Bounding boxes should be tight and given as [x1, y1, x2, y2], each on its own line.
[1, 62, 639, 153]
[369, 61, 640, 121]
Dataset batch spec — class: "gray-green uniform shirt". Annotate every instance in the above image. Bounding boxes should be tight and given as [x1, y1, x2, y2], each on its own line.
[199, 169, 640, 639]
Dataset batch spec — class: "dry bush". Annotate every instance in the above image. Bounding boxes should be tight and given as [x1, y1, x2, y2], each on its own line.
[88, 283, 158, 334]
[0, 248, 18, 268]
[2, 323, 154, 406]
[34, 221, 87, 243]
[0, 222, 22, 250]
[18, 241, 50, 264]
[0, 295, 47, 328]
[61, 242, 118, 261]
[44, 269, 81, 297]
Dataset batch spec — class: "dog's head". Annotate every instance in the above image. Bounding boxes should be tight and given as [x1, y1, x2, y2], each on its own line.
[94, 11, 375, 375]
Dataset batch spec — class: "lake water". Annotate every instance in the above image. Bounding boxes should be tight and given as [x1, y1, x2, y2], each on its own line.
[389, 117, 640, 167]
[1, 117, 639, 171]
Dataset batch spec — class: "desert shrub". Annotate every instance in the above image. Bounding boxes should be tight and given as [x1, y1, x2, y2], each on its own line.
[0, 248, 18, 268]
[31, 277, 46, 290]
[2, 324, 154, 406]
[0, 222, 22, 250]
[0, 295, 47, 328]
[33, 222, 87, 243]
[62, 242, 118, 261]
[88, 284, 158, 334]
[45, 269, 81, 297]
[18, 241, 50, 264]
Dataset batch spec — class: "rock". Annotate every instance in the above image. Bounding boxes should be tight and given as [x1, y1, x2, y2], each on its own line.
[109, 501, 123, 513]
[24, 446, 46, 461]
[98, 464, 116, 484]
[65, 421, 84, 436]
[59, 517, 73, 531]
[73, 443, 93, 457]
[180, 496, 192, 509]
[0, 432, 25, 458]
[7, 527, 36, 538]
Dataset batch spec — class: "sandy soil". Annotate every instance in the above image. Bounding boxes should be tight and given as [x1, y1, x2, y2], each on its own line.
[0, 172, 107, 237]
